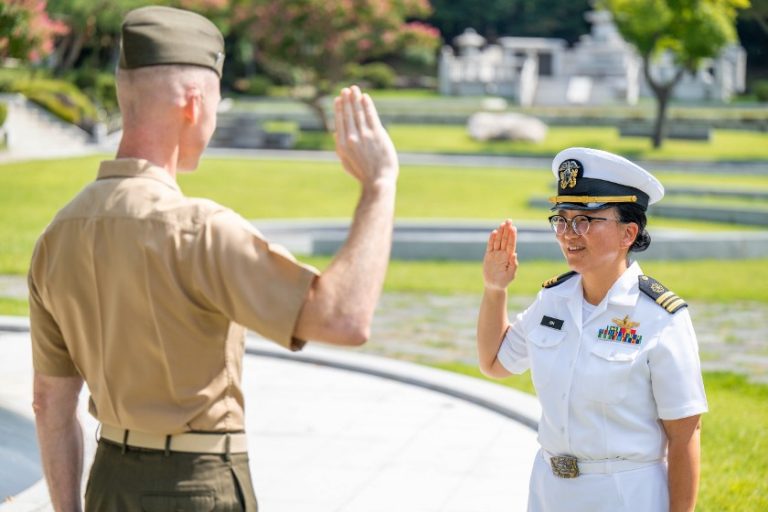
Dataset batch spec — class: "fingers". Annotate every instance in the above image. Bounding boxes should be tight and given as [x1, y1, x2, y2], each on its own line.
[342, 88, 358, 141]
[506, 223, 517, 255]
[361, 93, 381, 131]
[334, 96, 346, 143]
[487, 229, 498, 252]
[351, 86, 367, 134]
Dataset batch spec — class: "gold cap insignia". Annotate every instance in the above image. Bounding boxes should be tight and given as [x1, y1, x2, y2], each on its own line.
[558, 159, 583, 190]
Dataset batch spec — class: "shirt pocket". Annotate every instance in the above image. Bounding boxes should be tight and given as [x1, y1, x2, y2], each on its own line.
[581, 343, 640, 404]
[528, 327, 567, 390]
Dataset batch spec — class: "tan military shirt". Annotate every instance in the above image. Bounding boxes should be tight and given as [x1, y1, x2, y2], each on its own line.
[28, 158, 318, 434]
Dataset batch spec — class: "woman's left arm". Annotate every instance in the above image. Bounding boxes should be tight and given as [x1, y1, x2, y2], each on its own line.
[662, 415, 702, 512]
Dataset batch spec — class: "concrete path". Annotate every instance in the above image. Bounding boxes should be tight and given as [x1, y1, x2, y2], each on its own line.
[0, 318, 540, 511]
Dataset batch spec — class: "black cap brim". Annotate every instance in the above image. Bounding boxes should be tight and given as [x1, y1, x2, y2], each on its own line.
[550, 202, 609, 211]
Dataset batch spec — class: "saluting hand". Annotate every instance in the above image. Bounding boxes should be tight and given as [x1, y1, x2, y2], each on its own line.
[483, 220, 519, 290]
[333, 85, 399, 189]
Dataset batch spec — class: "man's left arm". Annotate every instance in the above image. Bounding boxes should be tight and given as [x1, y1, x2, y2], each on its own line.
[33, 373, 84, 512]
[662, 415, 702, 512]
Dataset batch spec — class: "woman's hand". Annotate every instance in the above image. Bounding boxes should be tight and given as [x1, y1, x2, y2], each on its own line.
[483, 219, 519, 291]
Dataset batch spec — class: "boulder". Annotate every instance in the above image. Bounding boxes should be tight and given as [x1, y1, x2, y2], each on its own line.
[467, 112, 547, 143]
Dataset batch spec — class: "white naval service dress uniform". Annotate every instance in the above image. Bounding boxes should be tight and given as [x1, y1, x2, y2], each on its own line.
[497, 262, 708, 512]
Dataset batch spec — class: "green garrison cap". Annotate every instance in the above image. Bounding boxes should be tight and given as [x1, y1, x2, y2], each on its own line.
[119, 6, 225, 77]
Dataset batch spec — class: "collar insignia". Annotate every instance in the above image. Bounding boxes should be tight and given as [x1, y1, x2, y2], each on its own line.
[597, 315, 642, 345]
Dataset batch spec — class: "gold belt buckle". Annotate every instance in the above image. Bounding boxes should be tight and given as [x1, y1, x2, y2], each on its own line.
[550, 455, 580, 478]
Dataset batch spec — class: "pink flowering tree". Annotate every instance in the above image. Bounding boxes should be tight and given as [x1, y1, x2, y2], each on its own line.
[234, 0, 440, 131]
[0, 0, 68, 63]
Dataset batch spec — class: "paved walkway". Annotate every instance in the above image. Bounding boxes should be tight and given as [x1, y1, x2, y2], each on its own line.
[0, 318, 540, 511]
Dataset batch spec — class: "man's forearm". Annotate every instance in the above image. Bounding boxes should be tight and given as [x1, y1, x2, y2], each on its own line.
[320, 180, 396, 338]
[37, 412, 84, 511]
[33, 374, 84, 512]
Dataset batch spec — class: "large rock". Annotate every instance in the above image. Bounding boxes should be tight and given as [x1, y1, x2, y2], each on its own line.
[467, 112, 547, 143]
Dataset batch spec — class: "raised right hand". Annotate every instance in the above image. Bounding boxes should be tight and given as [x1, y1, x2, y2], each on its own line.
[483, 220, 519, 290]
[333, 85, 399, 189]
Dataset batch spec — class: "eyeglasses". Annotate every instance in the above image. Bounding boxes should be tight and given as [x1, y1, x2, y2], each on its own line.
[548, 214, 619, 236]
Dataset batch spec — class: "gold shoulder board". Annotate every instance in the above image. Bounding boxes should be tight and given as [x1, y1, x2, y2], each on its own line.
[638, 275, 688, 314]
[542, 271, 578, 289]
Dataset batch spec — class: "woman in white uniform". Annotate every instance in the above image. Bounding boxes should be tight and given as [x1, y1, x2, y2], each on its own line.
[477, 147, 708, 512]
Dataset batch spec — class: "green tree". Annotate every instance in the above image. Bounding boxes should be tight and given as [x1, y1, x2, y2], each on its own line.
[745, 0, 768, 33]
[429, 0, 591, 44]
[234, 0, 440, 131]
[602, 0, 749, 148]
[0, 0, 68, 62]
[46, 0, 227, 74]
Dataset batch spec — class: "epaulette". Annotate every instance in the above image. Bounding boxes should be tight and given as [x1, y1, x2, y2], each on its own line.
[638, 275, 688, 314]
[542, 270, 578, 289]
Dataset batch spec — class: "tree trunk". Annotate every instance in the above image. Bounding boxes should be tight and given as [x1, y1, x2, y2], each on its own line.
[642, 56, 686, 149]
[304, 96, 331, 132]
[652, 89, 669, 149]
[55, 30, 86, 75]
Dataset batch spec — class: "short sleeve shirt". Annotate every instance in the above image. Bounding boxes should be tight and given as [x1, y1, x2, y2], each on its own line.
[28, 159, 319, 434]
[497, 262, 708, 462]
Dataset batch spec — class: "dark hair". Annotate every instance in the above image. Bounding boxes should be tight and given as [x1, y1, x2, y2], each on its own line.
[615, 203, 651, 252]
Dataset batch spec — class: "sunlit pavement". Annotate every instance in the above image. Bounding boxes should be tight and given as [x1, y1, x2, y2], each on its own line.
[1, 318, 540, 512]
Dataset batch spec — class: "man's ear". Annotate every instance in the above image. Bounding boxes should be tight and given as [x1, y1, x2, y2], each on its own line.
[181, 87, 202, 123]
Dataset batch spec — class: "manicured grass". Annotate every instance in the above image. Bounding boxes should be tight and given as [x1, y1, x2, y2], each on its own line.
[431, 363, 767, 512]
[300, 257, 768, 303]
[0, 298, 27, 316]
[3, 256, 768, 316]
[297, 124, 768, 161]
[1, 155, 765, 275]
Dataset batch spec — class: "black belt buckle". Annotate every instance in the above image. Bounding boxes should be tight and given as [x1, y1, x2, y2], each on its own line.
[550, 455, 580, 478]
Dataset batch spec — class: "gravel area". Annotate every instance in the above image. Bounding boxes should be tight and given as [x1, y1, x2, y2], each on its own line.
[366, 292, 768, 385]
[2, 274, 766, 383]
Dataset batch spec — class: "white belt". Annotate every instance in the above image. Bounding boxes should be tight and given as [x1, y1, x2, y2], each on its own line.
[542, 449, 662, 476]
[100, 425, 248, 454]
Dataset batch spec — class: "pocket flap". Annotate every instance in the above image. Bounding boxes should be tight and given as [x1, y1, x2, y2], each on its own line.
[590, 343, 640, 363]
[529, 326, 567, 348]
[141, 491, 215, 512]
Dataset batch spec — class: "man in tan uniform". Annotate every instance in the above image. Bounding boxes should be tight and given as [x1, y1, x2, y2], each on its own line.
[29, 6, 399, 511]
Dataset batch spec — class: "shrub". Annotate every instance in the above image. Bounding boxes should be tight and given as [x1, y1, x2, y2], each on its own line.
[11, 78, 100, 133]
[344, 63, 397, 90]
[0, 102, 7, 127]
[68, 69, 118, 115]
[231, 75, 273, 96]
[753, 80, 768, 103]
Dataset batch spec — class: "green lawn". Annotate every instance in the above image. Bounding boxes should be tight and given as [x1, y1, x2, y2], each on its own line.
[3, 155, 765, 275]
[434, 362, 767, 512]
[296, 124, 768, 161]
[300, 257, 768, 303]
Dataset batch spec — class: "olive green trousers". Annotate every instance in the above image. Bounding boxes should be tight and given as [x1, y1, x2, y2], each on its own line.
[84, 439, 258, 511]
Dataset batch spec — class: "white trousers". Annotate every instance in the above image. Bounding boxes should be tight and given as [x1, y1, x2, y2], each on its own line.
[527, 450, 669, 512]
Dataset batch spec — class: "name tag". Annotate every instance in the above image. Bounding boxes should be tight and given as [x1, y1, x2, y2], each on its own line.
[541, 315, 564, 330]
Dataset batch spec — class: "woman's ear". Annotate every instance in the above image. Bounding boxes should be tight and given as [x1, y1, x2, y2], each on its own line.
[622, 222, 640, 249]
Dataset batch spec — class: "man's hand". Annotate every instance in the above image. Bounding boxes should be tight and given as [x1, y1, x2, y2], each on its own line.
[334, 86, 398, 189]
[483, 219, 519, 291]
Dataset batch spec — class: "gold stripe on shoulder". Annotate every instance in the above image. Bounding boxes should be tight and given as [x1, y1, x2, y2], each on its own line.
[655, 291, 675, 305]
[665, 298, 686, 312]
[660, 294, 680, 309]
